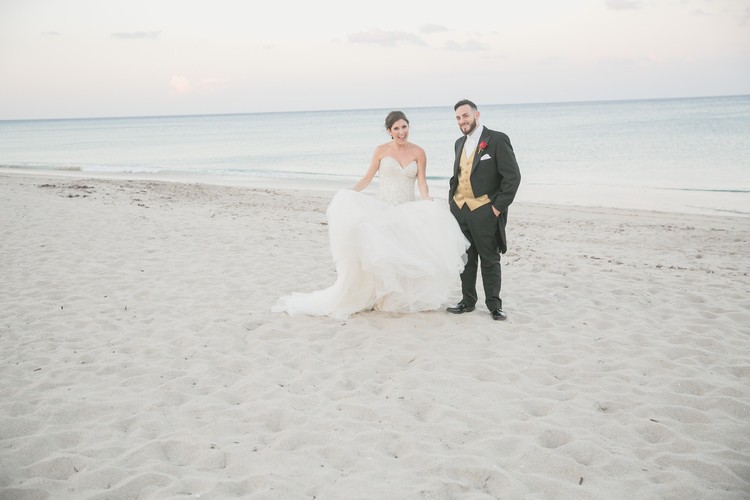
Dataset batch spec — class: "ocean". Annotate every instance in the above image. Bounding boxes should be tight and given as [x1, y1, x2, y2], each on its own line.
[1, 95, 748, 215]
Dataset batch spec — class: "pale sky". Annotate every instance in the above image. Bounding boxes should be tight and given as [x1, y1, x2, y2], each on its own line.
[0, 0, 748, 119]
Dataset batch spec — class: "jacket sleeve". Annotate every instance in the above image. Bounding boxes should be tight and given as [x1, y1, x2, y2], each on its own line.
[492, 132, 521, 213]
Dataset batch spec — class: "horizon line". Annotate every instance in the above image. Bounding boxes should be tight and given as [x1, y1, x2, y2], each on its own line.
[1, 93, 748, 123]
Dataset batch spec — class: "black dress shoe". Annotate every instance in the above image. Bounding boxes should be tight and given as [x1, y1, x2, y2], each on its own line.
[490, 308, 508, 321]
[447, 302, 475, 314]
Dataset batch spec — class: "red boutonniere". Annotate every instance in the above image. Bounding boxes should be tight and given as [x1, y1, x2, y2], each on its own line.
[477, 140, 488, 154]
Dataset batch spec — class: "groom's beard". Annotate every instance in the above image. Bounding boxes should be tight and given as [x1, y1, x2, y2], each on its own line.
[461, 118, 478, 136]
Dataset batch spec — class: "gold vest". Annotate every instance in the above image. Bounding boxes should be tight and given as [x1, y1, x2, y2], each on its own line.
[453, 147, 491, 210]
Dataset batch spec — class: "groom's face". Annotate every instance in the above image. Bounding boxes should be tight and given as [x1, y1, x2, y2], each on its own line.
[455, 104, 479, 135]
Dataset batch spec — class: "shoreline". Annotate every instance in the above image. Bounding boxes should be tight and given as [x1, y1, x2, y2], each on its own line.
[1, 167, 748, 217]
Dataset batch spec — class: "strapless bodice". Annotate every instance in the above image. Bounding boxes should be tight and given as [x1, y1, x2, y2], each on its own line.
[375, 156, 417, 205]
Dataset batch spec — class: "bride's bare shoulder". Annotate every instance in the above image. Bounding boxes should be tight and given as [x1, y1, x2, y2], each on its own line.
[373, 143, 391, 157]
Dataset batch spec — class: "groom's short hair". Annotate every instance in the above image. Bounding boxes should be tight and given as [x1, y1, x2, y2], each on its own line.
[454, 99, 478, 112]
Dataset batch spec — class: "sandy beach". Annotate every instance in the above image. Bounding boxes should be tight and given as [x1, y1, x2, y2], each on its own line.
[1, 172, 749, 499]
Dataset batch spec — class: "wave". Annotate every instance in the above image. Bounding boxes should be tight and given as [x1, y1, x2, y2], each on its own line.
[0, 164, 82, 172]
[0, 164, 741, 195]
[0, 163, 357, 181]
[0, 163, 161, 174]
[658, 187, 750, 194]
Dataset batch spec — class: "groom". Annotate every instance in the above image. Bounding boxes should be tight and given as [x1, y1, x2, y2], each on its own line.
[447, 99, 521, 320]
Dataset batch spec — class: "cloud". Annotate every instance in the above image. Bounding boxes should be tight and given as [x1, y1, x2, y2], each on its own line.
[605, 0, 643, 10]
[420, 24, 448, 34]
[198, 78, 228, 91]
[199, 78, 226, 86]
[169, 76, 227, 95]
[111, 31, 161, 39]
[348, 29, 426, 46]
[170, 75, 191, 94]
[444, 40, 488, 51]
[595, 57, 640, 68]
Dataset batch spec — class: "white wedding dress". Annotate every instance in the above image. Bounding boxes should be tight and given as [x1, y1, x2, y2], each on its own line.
[272, 157, 469, 320]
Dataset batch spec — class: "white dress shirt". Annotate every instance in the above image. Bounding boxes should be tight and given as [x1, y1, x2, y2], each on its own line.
[463, 124, 485, 157]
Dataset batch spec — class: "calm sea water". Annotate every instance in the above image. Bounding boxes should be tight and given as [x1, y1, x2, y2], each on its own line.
[1, 95, 748, 214]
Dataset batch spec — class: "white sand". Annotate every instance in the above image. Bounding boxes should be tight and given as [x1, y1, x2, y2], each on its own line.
[1, 172, 749, 499]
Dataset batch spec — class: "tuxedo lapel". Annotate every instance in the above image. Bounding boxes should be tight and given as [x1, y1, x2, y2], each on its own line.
[470, 129, 491, 174]
[454, 136, 467, 176]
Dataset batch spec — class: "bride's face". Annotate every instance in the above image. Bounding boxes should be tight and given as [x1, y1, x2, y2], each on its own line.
[389, 119, 409, 143]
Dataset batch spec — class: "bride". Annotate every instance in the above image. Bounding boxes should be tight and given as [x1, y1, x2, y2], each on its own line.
[272, 111, 469, 320]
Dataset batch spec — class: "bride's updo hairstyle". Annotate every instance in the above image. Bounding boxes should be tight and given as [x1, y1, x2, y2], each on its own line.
[385, 111, 409, 131]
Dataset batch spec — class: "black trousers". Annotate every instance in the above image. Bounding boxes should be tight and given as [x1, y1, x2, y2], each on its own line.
[450, 201, 502, 310]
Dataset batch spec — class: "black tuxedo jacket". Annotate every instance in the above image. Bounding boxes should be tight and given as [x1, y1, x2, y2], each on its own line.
[449, 126, 521, 253]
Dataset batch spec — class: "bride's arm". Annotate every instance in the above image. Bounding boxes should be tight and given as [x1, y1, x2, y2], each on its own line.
[416, 147, 432, 200]
[352, 147, 382, 191]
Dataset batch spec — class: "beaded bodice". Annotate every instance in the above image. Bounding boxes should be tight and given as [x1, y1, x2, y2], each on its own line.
[375, 156, 417, 205]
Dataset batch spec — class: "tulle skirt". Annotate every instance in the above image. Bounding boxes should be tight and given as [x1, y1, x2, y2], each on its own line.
[272, 190, 469, 320]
